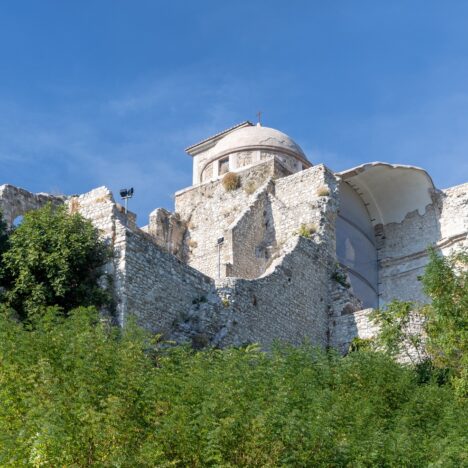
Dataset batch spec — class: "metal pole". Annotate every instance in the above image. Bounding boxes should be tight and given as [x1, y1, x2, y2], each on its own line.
[124, 197, 128, 215]
[217, 243, 221, 279]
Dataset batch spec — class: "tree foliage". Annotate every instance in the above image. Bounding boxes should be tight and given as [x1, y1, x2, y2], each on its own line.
[0, 205, 466, 465]
[371, 248, 467, 396]
[0, 210, 11, 291]
[370, 300, 428, 364]
[421, 249, 468, 396]
[0, 204, 111, 319]
[0, 307, 466, 466]
[0, 210, 8, 256]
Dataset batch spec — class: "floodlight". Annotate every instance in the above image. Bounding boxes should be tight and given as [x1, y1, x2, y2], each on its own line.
[119, 187, 135, 216]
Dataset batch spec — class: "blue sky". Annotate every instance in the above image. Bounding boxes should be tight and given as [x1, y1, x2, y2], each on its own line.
[1, 1, 467, 224]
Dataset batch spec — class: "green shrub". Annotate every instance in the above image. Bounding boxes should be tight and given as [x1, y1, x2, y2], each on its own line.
[0, 309, 465, 466]
[0, 204, 111, 320]
[0, 211, 9, 288]
[371, 249, 468, 397]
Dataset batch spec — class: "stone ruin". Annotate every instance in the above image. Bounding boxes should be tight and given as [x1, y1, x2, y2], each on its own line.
[1, 121, 467, 352]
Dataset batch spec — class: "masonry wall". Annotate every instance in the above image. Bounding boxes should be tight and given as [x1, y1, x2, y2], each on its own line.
[72, 187, 215, 335]
[329, 308, 377, 354]
[69, 187, 129, 324]
[271, 165, 339, 247]
[222, 165, 339, 348]
[0, 184, 65, 225]
[377, 184, 467, 305]
[121, 228, 214, 334]
[225, 164, 339, 278]
[169, 165, 341, 349]
[377, 203, 440, 304]
[439, 183, 468, 242]
[213, 236, 334, 349]
[174, 159, 290, 278]
[225, 181, 275, 278]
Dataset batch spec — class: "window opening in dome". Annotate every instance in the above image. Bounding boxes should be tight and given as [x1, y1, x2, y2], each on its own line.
[219, 157, 229, 175]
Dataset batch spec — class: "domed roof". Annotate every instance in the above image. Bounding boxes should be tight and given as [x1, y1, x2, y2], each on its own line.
[212, 124, 308, 161]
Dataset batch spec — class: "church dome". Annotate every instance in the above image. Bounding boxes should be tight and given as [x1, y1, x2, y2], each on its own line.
[212, 124, 309, 161]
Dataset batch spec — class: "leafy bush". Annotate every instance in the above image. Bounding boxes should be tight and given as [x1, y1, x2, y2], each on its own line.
[0, 210, 8, 255]
[0, 211, 9, 288]
[371, 248, 467, 397]
[421, 249, 467, 396]
[0, 204, 111, 320]
[0, 306, 466, 466]
[222, 172, 240, 191]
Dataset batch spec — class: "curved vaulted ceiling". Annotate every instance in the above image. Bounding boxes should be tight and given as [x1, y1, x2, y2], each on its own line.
[338, 162, 436, 226]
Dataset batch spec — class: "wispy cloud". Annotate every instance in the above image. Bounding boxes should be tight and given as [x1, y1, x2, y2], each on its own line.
[1, 67, 466, 226]
[0, 71, 266, 223]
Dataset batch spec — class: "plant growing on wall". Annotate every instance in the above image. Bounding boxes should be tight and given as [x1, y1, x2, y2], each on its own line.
[331, 264, 350, 288]
[295, 223, 318, 239]
[316, 186, 330, 197]
[222, 172, 240, 191]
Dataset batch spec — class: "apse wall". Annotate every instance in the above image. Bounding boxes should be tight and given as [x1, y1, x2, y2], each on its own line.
[336, 182, 378, 308]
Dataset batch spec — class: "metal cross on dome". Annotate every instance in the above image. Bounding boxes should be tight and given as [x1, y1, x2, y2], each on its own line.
[256, 111, 262, 125]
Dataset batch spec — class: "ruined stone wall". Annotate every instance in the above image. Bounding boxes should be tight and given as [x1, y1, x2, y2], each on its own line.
[170, 236, 334, 349]
[223, 164, 338, 280]
[377, 184, 467, 305]
[377, 203, 440, 305]
[174, 159, 290, 278]
[147, 208, 186, 260]
[439, 183, 468, 242]
[0, 184, 66, 225]
[72, 187, 215, 335]
[271, 165, 339, 247]
[122, 227, 214, 335]
[169, 165, 340, 349]
[329, 308, 377, 354]
[69, 187, 129, 324]
[225, 181, 275, 278]
[217, 236, 334, 349]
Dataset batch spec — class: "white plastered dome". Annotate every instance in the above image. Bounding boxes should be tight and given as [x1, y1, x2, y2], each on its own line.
[211, 124, 309, 161]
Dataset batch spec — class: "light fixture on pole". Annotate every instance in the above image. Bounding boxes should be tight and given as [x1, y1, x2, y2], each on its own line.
[119, 187, 134, 215]
[217, 236, 224, 279]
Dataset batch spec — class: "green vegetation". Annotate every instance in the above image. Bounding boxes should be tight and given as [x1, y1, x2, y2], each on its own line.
[0, 204, 111, 320]
[422, 249, 468, 396]
[0, 211, 9, 288]
[0, 207, 466, 466]
[0, 307, 466, 466]
[371, 249, 467, 397]
[295, 222, 318, 239]
[331, 263, 350, 288]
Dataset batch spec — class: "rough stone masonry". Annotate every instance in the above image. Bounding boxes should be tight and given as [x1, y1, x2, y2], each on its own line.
[1, 121, 466, 352]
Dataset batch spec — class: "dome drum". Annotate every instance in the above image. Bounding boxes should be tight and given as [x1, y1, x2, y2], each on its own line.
[190, 124, 312, 184]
